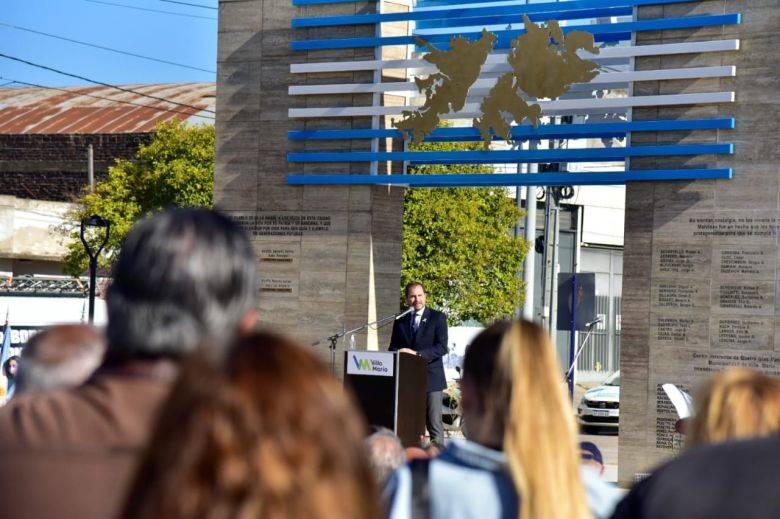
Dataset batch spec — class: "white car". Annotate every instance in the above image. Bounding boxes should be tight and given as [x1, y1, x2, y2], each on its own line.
[577, 371, 620, 432]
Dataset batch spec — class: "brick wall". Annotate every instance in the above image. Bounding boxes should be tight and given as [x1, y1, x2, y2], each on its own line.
[0, 133, 153, 201]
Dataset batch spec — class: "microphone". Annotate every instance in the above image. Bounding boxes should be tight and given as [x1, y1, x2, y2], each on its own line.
[396, 307, 413, 319]
[586, 316, 603, 328]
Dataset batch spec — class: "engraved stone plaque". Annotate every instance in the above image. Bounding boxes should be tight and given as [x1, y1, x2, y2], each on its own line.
[619, 0, 780, 486]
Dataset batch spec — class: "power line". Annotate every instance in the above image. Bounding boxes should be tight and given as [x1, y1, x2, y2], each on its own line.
[0, 75, 215, 120]
[0, 21, 216, 74]
[84, 0, 217, 20]
[0, 80, 16, 87]
[158, 0, 217, 10]
[0, 52, 216, 114]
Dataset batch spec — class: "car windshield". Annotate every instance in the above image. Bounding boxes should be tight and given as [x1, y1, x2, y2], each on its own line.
[604, 371, 620, 386]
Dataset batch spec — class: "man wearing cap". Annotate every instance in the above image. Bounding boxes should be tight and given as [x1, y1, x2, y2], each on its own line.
[580, 441, 606, 476]
[578, 441, 622, 519]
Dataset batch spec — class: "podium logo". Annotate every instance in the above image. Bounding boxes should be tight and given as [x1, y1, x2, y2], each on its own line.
[347, 352, 394, 377]
[353, 356, 372, 371]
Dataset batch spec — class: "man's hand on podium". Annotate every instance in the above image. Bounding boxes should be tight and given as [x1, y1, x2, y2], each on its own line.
[398, 348, 417, 355]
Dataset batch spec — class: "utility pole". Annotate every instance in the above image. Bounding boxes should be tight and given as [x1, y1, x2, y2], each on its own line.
[87, 144, 95, 192]
[549, 194, 561, 339]
[540, 186, 552, 329]
[514, 139, 538, 321]
[523, 142, 538, 321]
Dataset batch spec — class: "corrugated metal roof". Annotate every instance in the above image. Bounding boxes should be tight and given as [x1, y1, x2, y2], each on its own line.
[0, 83, 215, 134]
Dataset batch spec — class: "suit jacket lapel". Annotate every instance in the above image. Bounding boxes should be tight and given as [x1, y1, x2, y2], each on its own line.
[402, 312, 414, 345]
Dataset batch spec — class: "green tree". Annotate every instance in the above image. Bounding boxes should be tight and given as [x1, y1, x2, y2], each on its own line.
[402, 139, 528, 325]
[62, 120, 214, 275]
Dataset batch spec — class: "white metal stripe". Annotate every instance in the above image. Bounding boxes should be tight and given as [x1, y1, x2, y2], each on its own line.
[288, 66, 735, 95]
[290, 39, 740, 74]
[288, 92, 735, 118]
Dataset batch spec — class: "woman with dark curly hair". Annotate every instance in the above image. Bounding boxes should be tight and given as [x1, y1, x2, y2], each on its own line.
[122, 332, 379, 519]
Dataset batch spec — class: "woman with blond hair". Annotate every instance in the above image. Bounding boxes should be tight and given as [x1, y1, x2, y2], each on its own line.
[122, 332, 378, 519]
[686, 367, 780, 448]
[611, 367, 780, 518]
[387, 320, 611, 519]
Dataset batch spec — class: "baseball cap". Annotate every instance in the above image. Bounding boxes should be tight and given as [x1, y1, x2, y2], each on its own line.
[579, 441, 604, 465]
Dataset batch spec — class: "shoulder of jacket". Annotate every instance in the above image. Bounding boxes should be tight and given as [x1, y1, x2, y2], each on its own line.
[0, 388, 80, 442]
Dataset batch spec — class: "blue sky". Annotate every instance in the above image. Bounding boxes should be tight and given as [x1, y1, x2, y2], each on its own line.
[1, 0, 217, 87]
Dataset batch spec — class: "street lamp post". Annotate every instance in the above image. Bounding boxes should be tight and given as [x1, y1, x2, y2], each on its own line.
[79, 215, 110, 324]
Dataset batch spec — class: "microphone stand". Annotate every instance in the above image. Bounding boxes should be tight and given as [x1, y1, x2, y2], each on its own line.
[313, 309, 411, 376]
[564, 319, 601, 397]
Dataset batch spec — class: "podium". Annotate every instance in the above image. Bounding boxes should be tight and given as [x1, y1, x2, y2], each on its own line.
[344, 351, 427, 446]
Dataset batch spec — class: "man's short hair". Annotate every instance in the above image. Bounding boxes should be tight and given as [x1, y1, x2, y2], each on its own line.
[16, 325, 105, 393]
[106, 208, 257, 362]
[404, 282, 425, 297]
[364, 428, 406, 483]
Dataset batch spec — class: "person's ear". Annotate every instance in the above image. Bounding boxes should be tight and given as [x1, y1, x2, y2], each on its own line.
[238, 308, 259, 335]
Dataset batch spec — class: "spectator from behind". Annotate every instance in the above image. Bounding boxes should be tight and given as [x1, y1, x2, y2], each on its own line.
[0, 208, 258, 519]
[612, 368, 780, 519]
[387, 320, 595, 519]
[122, 332, 378, 519]
[16, 325, 105, 394]
[686, 367, 780, 448]
[365, 428, 406, 485]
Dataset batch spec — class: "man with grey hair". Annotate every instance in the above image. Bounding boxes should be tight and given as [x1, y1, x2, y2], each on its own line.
[0, 208, 258, 519]
[15, 325, 105, 394]
[365, 428, 407, 485]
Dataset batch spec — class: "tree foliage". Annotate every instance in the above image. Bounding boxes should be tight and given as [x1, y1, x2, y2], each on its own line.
[401, 139, 528, 325]
[62, 120, 214, 275]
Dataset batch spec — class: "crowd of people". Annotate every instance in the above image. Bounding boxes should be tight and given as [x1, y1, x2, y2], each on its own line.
[0, 207, 778, 518]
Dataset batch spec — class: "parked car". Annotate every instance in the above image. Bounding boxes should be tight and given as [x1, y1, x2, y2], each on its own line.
[577, 370, 620, 432]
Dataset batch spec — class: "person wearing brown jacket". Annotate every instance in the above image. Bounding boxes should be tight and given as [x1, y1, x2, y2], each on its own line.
[0, 208, 258, 519]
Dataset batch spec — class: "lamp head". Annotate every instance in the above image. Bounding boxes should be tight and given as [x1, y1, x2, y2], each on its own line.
[82, 215, 109, 229]
[80, 215, 111, 259]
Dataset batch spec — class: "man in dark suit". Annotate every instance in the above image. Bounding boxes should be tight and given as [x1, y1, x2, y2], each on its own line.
[389, 282, 448, 446]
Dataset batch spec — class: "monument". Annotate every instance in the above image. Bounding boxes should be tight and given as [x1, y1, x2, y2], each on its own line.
[619, 0, 780, 484]
[215, 0, 775, 486]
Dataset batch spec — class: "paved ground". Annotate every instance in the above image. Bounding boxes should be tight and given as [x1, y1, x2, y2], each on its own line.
[579, 429, 618, 483]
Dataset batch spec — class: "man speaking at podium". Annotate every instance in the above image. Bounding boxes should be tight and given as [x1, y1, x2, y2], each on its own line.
[389, 282, 448, 446]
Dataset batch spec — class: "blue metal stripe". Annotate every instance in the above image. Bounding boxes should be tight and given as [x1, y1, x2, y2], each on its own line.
[292, 30, 627, 51]
[288, 118, 736, 141]
[292, 0, 665, 28]
[416, 0, 526, 5]
[415, 7, 633, 31]
[293, 0, 374, 5]
[396, 8, 635, 32]
[286, 168, 733, 187]
[291, 13, 741, 51]
[288, 144, 733, 164]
